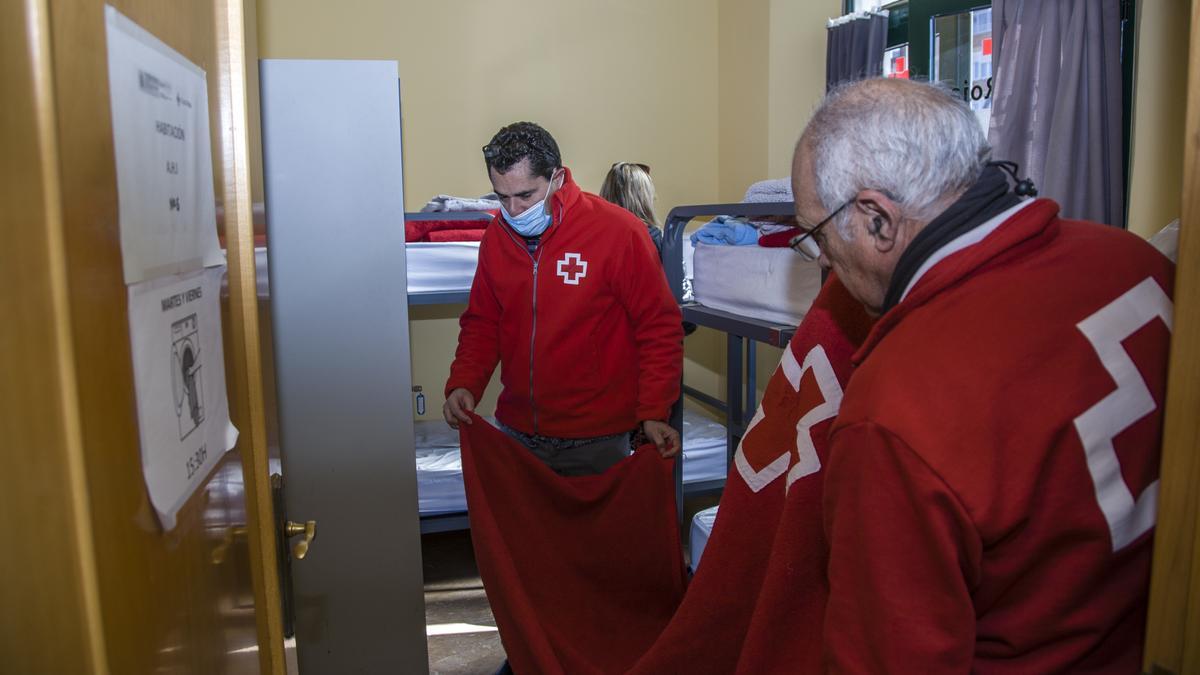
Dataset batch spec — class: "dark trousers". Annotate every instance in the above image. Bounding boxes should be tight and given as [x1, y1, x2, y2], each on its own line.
[499, 423, 632, 476]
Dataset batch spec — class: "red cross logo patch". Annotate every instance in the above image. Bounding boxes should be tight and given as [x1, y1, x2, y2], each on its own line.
[734, 344, 843, 493]
[557, 252, 588, 285]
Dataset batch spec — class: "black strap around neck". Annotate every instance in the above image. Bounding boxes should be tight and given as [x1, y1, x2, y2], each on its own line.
[881, 164, 1020, 313]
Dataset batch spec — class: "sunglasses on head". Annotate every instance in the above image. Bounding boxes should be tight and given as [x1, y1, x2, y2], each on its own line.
[612, 162, 651, 175]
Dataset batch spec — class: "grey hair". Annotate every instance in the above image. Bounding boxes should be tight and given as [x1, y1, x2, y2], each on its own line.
[800, 78, 991, 238]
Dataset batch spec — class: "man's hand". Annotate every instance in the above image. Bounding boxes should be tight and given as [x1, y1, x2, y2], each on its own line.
[443, 388, 476, 429]
[641, 419, 680, 458]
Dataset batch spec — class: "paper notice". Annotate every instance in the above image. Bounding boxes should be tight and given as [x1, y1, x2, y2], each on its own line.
[127, 267, 238, 531]
[105, 5, 224, 284]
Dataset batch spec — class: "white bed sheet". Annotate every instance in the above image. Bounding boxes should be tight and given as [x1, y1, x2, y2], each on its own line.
[413, 415, 481, 515]
[405, 241, 480, 295]
[689, 505, 719, 570]
[414, 407, 729, 516]
[242, 243, 481, 299]
[691, 243, 822, 326]
[680, 406, 728, 485]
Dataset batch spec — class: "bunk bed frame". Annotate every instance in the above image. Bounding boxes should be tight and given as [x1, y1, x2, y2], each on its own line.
[405, 210, 493, 306]
[662, 201, 799, 520]
[405, 210, 492, 533]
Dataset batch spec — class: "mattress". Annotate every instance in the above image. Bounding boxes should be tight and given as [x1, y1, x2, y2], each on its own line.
[405, 241, 480, 295]
[413, 416, 480, 515]
[237, 243, 481, 299]
[413, 407, 729, 517]
[679, 406, 728, 485]
[689, 505, 719, 570]
[691, 243, 822, 326]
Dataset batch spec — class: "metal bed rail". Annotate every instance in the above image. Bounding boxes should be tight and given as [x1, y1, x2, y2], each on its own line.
[663, 201, 799, 526]
[405, 210, 494, 531]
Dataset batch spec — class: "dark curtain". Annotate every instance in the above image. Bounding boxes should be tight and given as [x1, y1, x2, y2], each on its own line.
[988, 0, 1124, 226]
[826, 13, 888, 91]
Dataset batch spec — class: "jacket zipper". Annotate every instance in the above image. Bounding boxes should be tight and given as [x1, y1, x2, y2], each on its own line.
[498, 199, 564, 435]
[529, 252, 540, 433]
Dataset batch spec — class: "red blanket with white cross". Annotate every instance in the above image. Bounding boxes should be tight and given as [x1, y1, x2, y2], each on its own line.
[631, 274, 873, 673]
[459, 418, 687, 675]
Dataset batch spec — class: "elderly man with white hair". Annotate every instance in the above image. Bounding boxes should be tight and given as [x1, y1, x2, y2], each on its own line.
[792, 78, 1174, 672]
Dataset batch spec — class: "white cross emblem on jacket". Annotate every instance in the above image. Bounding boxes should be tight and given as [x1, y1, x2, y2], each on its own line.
[557, 252, 588, 285]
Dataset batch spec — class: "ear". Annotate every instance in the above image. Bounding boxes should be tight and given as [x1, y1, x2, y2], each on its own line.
[853, 188, 903, 253]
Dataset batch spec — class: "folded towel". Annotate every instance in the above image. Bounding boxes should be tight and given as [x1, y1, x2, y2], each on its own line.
[743, 178, 793, 203]
[427, 228, 486, 242]
[690, 216, 761, 246]
[421, 193, 502, 213]
[758, 226, 804, 248]
[757, 221, 798, 235]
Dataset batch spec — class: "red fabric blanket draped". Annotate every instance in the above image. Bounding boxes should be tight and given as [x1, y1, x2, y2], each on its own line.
[406, 214, 496, 242]
[460, 416, 687, 675]
[427, 228, 487, 242]
[632, 274, 873, 673]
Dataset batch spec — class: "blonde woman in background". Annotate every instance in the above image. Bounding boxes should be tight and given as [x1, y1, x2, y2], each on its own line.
[600, 161, 663, 255]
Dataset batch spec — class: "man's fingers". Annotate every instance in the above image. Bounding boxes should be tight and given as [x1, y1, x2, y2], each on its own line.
[666, 431, 681, 457]
[641, 422, 680, 458]
[444, 395, 472, 427]
[443, 390, 476, 426]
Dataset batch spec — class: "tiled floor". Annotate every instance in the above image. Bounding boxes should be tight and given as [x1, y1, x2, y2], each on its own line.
[422, 529, 507, 675]
[419, 491, 720, 675]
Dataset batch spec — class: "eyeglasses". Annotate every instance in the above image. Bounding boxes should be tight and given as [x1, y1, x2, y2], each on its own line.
[788, 199, 852, 261]
[612, 162, 650, 175]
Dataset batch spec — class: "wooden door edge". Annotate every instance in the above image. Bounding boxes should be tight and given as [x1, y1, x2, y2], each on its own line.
[213, 0, 286, 672]
[1143, 2, 1200, 672]
[18, 0, 111, 671]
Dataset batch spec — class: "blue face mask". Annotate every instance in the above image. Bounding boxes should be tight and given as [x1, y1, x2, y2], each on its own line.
[501, 173, 559, 237]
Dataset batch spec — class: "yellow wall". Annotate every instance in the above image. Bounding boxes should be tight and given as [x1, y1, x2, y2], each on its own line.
[257, 0, 721, 418]
[717, 0, 770, 202]
[695, 0, 839, 401]
[257, 0, 718, 215]
[255, 0, 836, 418]
[767, 0, 839, 178]
[1127, 0, 1189, 240]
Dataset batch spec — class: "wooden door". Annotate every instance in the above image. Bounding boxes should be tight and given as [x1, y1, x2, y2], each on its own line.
[1, 0, 283, 673]
[1143, 3, 1200, 674]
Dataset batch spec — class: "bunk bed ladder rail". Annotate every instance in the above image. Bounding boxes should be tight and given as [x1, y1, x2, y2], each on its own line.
[663, 201, 799, 528]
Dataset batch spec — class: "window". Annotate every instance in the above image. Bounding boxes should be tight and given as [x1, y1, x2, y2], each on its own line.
[884, 44, 910, 79]
[931, 6, 993, 129]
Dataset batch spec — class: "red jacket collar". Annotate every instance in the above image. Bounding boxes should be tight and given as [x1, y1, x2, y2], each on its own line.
[550, 166, 582, 214]
[852, 198, 1060, 366]
[535, 166, 582, 245]
[493, 166, 583, 245]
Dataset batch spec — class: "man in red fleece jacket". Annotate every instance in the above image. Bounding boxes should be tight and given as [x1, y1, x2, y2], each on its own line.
[794, 79, 1173, 672]
[443, 121, 683, 474]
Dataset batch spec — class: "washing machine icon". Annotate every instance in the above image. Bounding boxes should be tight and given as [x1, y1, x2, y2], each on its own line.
[171, 313, 205, 440]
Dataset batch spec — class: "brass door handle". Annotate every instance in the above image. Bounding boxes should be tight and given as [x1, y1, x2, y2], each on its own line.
[211, 525, 248, 565]
[285, 520, 317, 560]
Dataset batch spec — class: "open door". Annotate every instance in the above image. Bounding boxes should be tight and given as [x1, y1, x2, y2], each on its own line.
[2, 0, 284, 672]
[1143, 3, 1200, 673]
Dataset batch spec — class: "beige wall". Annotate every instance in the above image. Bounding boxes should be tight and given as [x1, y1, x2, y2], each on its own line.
[257, 0, 720, 418]
[255, 0, 836, 418]
[1127, 0, 1189, 240]
[692, 0, 838, 402]
[756, 0, 839, 388]
[717, 0, 770, 202]
[767, 0, 839, 178]
[257, 0, 718, 215]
